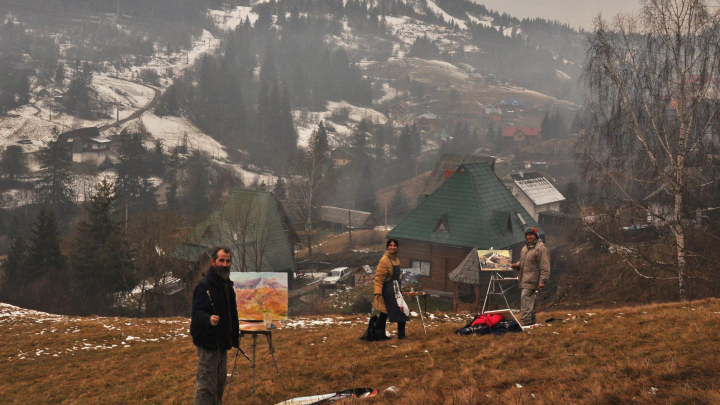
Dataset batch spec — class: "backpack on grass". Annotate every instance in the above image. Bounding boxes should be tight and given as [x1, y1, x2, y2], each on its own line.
[359, 315, 381, 341]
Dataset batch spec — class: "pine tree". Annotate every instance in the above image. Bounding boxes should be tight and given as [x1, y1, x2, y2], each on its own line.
[389, 186, 411, 224]
[116, 131, 157, 214]
[54, 63, 65, 87]
[411, 123, 422, 158]
[274, 175, 287, 200]
[311, 121, 330, 160]
[71, 180, 135, 313]
[166, 148, 180, 209]
[1, 145, 27, 182]
[36, 133, 75, 220]
[352, 119, 369, 159]
[355, 162, 378, 214]
[0, 234, 29, 303]
[183, 152, 211, 216]
[27, 208, 65, 282]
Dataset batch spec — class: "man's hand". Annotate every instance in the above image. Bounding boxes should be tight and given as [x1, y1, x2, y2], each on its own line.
[511, 262, 519, 269]
[538, 283, 545, 289]
[210, 315, 220, 326]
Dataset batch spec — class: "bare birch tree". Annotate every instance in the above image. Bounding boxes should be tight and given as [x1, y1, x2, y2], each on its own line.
[581, 0, 720, 300]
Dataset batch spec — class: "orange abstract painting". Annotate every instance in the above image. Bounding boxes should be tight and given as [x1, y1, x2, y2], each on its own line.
[230, 272, 288, 321]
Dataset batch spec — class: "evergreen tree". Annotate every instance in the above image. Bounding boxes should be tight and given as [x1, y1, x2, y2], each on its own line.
[116, 131, 157, 214]
[165, 148, 180, 209]
[36, 133, 75, 220]
[411, 123, 422, 158]
[274, 175, 287, 200]
[27, 208, 65, 282]
[1, 145, 27, 182]
[355, 162, 378, 214]
[54, 63, 65, 87]
[183, 152, 211, 216]
[71, 180, 135, 313]
[0, 234, 29, 303]
[352, 119, 370, 161]
[277, 86, 298, 161]
[389, 186, 411, 224]
[311, 121, 330, 160]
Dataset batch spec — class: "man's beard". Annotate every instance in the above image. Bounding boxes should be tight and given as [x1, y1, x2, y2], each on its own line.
[215, 266, 231, 280]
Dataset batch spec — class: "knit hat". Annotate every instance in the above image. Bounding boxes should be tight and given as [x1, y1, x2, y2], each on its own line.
[523, 227, 538, 236]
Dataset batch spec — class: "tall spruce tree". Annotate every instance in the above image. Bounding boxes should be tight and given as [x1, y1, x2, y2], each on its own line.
[0, 234, 29, 303]
[71, 180, 135, 313]
[27, 208, 65, 282]
[355, 162, 378, 214]
[1, 145, 27, 182]
[36, 134, 75, 220]
[116, 131, 157, 214]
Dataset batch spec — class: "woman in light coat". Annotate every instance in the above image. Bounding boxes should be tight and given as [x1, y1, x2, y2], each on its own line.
[373, 239, 409, 339]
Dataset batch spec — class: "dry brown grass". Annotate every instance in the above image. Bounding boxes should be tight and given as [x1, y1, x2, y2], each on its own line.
[2, 298, 720, 404]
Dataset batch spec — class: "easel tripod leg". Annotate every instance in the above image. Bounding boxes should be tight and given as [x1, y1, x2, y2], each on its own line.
[251, 334, 257, 396]
[266, 333, 287, 393]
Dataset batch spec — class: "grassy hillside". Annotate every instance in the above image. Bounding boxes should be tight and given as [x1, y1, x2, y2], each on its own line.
[2, 299, 719, 404]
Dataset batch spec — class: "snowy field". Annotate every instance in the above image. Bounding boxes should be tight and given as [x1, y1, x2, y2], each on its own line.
[294, 101, 388, 148]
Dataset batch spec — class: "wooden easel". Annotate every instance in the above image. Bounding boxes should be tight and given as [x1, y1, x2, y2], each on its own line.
[481, 272, 517, 314]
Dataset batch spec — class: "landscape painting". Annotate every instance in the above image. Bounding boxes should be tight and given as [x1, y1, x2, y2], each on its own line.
[230, 272, 288, 321]
[478, 250, 513, 271]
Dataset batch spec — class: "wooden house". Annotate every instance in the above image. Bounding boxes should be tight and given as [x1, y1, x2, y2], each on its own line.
[503, 172, 565, 221]
[414, 112, 441, 130]
[391, 102, 409, 119]
[502, 126, 542, 148]
[173, 189, 298, 275]
[387, 162, 543, 301]
[318, 206, 376, 231]
[58, 127, 111, 165]
[331, 148, 353, 167]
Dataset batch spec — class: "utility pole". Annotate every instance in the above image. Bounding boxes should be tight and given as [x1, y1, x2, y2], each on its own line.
[348, 209, 352, 251]
[384, 201, 387, 227]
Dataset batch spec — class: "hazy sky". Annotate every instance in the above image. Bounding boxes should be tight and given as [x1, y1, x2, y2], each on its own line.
[474, 0, 643, 30]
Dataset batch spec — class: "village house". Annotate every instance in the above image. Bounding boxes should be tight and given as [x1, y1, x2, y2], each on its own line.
[318, 206, 376, 232]
[503, 172, 565, 221]
[502, 126, 542, 148]
[420, 153, 496, 199]
[173, 189, 298, 275]
[387, 162, 543, 307]
[390, 102, 409, 119]
[414, 112, 441, 130]
[499, 97, 525, 111]
[58, 127, 111, 165]
[484, 106, 502, 122]
[331, 148, 353, 167]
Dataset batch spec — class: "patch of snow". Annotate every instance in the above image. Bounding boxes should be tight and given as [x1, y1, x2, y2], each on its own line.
[209, 6, 259, 31]
[425, 0, 466, 30]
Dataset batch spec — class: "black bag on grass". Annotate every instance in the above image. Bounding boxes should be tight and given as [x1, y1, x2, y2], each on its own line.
[359, 315, 381, 341]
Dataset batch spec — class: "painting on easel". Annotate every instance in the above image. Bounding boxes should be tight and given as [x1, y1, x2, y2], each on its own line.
[477, 250, 513, 271]
[230, 272, 288, 321]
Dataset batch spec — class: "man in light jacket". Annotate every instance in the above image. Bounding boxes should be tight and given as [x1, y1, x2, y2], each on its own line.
[511, 227, 550, 326]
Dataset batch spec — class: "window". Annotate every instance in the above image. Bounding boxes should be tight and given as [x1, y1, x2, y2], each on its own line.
[411, 260, 430, 277]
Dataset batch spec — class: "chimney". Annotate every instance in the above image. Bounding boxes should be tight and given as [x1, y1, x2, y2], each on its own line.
[444, 169, 455, 180]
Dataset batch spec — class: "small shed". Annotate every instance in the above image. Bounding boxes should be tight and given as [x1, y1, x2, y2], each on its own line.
[318, 206, 375, 231]
[448, 248, 484, 312]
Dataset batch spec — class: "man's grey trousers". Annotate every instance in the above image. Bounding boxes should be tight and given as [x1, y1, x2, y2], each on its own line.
[194, 347, 228, 405]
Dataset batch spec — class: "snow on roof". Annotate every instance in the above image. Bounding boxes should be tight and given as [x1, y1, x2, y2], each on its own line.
[514, 176, 565, 206]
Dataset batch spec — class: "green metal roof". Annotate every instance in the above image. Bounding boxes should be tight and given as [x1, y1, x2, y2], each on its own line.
[173, 189, 297, 273]
[387, 162, 542, 249]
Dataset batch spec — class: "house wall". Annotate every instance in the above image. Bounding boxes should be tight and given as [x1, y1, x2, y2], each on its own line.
[505, 183, 537, 219]
[398, 239, 471, 293]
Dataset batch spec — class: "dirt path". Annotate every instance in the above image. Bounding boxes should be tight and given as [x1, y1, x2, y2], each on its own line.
[98, 81, 161, 132]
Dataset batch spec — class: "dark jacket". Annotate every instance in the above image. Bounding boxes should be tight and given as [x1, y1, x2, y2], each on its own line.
[190, 267, 240, 351]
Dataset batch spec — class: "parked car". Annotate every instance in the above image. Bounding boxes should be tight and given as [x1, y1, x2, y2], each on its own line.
[322, 267, 351, 287]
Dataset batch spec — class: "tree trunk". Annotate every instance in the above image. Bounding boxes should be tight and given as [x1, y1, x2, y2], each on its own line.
[674, 193, 688, 301]
[307, 218, 313, 256]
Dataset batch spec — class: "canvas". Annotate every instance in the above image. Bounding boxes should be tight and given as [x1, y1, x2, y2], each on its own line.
[230, 272, 288, 321]
[478, 250, 513, 271]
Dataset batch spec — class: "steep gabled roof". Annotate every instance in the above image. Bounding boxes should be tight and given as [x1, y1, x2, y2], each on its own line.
[448, 248, 482, 284]
[502, 127, 541, 138]
[59, 127, 101, 142]
[173, 189, 297, 273]
[508, 172, 565, 206]
[319, 206, 375, 228]
[420, 154, 496, 197]
[388, 162, 541, 249]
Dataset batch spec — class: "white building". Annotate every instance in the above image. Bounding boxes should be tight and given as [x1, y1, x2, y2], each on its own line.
[504, 172, 565, 221]
[60, 127, 111, 165]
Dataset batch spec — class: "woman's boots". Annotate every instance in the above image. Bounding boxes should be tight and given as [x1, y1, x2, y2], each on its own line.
[398, 321, 407, 340]
[377, 313, 391, 340]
